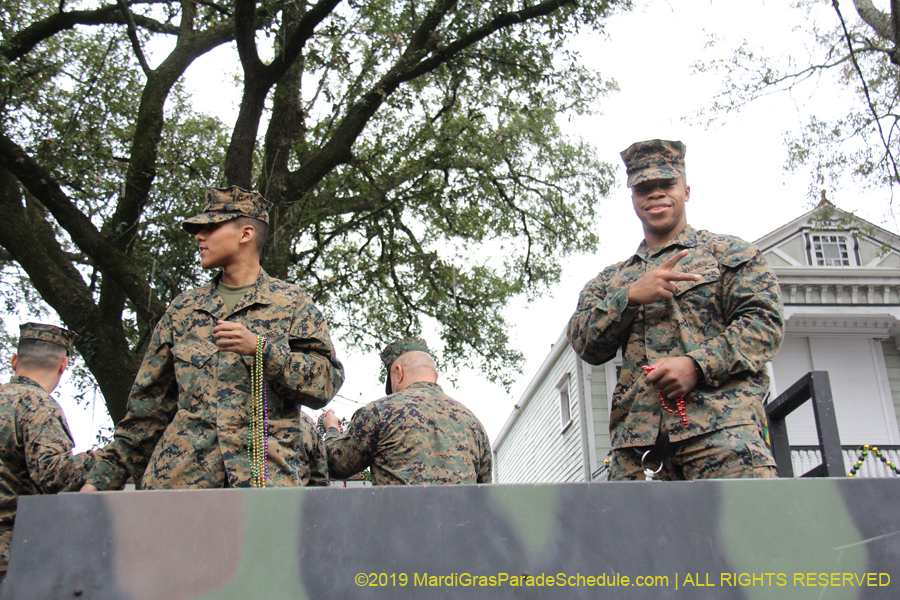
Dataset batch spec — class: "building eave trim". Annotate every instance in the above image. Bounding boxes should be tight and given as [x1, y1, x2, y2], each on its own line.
[493, 326, 569, 452]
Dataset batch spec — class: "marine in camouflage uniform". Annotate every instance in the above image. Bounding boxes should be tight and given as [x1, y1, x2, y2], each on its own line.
[567, 140, 784, 480]
[0, 323, 94, 578]
[84, 186, 342, 490]
[323, 339, 492, 485]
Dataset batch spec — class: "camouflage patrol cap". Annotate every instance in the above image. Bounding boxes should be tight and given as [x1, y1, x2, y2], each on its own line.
[620, 139, 686, 187]
[18, 322, 76, 353]
[182, 186, 272, 234]
[381, 338, 430, 395]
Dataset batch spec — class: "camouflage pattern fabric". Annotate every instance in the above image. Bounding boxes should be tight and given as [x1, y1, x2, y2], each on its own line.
[620, 139, 686, 187]
[567, 226, 784, 472]
[609, 424, 777, 480]
[17, 322, 76, 351]
[182, 185, 272, 234]
[0, 376, 94, 575]
[86, 270, 342, 490]
[380, 338, 430, 372]
[324, 381, 492, 484]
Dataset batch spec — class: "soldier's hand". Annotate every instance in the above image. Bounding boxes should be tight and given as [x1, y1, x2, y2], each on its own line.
[213, 320, 258, 355]
[643, 356, 699, 400]
[322, 409, 340, 431]
[80, 483, 99, 492]
[627, 249, 701, 306]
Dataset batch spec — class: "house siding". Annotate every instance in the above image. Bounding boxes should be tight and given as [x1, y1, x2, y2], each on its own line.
[881, 338, 900, 437]
[779, 234, 807, 264]
[590, 362, 611, 472]
[494, 347, 585, 484]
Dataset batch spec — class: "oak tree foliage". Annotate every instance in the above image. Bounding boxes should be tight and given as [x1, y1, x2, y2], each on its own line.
[695, 0, 900, 205]
[0, 0, 622, 424]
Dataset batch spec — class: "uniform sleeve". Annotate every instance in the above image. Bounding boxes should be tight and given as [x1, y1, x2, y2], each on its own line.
[19, 394, 94, 493]
[686, 248, 785, 388]
[303, 418, 329, 487]
[86, 312, 178, 490]
[322, 405, 379, 480]
[260, 299, 345, 410]
[567, 265, 640, 365]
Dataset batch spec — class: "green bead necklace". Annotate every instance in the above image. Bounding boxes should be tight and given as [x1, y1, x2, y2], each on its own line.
[249, 335, 268, 487]
[847, 444, 899, 477]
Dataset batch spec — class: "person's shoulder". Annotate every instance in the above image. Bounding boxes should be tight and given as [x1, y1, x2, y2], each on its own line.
[8, 384, 61, 418]
[694, 229, 759, 262]
[373, 384, 434, 411]
[583, 258, 632, 287]
[603, 258, 631, 273]
[419, 385, 483, 421]
[0, 378, 47, 399]
[265, 275, 300, 292]
[168, 282, 214, 309]
[263, 276, 316, 307]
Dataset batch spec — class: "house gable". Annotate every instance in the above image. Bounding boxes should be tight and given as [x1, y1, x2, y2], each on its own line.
[757, 200, 900, 271]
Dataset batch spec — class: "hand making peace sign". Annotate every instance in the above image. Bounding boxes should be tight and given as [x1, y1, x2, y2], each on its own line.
[626, 249, 701, 307]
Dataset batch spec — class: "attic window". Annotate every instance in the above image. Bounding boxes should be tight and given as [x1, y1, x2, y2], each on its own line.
[810, 233, 851, 267]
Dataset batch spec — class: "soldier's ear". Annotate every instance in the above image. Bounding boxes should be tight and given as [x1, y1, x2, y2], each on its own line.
[240, 225, 256, 246]
[11, 354, 18, 371]
[59, 355, 69, 375]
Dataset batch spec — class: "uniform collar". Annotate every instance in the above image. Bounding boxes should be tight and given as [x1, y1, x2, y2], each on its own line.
[633, 225, 697, 263]
[10, 375, 42, 389]
[198, 269, 273, 318]
[405, 381, 441, 392]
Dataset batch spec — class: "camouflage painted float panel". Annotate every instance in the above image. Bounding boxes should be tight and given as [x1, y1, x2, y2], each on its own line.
[2, 478, 898, 599]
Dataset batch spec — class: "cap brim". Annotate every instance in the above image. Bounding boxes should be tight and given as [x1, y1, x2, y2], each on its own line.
[627, 166, 683, 188]
[182, 212, 238, 234]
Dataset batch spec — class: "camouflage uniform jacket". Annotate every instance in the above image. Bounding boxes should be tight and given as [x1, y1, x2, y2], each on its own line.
[324, 381, 492, 485]
[87, 270, 343, 490]
[567, 226, 784, 449]
[0, 376, 94, 573]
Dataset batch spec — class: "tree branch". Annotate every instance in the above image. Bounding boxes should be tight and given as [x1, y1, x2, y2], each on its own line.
[1, 3, 180, 62]
[854, 0, 895, 41]
[835, 0, 900, 196]
[286, 0, 576, 198]
[0, 133, 167, 322]
[117, 0, 153, 77]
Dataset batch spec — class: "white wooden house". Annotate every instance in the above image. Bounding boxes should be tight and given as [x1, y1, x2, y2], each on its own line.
[493, 202, 900, 482]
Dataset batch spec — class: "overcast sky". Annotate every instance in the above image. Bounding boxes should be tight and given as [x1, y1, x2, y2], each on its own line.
[43, 0, 897, 452]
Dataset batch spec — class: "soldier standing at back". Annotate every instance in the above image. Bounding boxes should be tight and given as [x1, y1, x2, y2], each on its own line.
[568, 140, 784, 480]
[322, 339, 491, 485]
[0, 323, 94, 579]
[82, 186, 344, 490]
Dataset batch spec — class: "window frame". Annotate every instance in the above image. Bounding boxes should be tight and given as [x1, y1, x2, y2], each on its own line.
[806, 231, 858, 267]
[557, 373, 573, 433]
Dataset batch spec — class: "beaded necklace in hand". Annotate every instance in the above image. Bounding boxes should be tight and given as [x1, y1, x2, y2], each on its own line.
[316, 413, 372, 483]
[847, 444, 899, 477]
[249, 335, 269, 487]
[641, 365, 688, 426]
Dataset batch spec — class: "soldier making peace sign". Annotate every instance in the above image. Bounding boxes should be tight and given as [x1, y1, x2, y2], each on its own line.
[567, 140, 784, 481]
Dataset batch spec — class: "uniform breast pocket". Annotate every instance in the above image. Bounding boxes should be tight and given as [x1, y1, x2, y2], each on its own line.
[171, 338, 217, 409]
[675, 267, 725, 342]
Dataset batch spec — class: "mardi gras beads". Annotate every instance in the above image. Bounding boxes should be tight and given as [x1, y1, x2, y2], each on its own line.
[249, 335, 268, 487]
[847, 444, 900, 477]
[641, 365, 688, 426]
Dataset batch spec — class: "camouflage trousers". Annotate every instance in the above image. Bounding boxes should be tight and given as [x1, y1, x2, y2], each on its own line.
[609, 423, 777, 481]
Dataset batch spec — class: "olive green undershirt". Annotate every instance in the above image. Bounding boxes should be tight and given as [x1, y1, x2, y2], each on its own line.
[217, 281, 254, 314]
